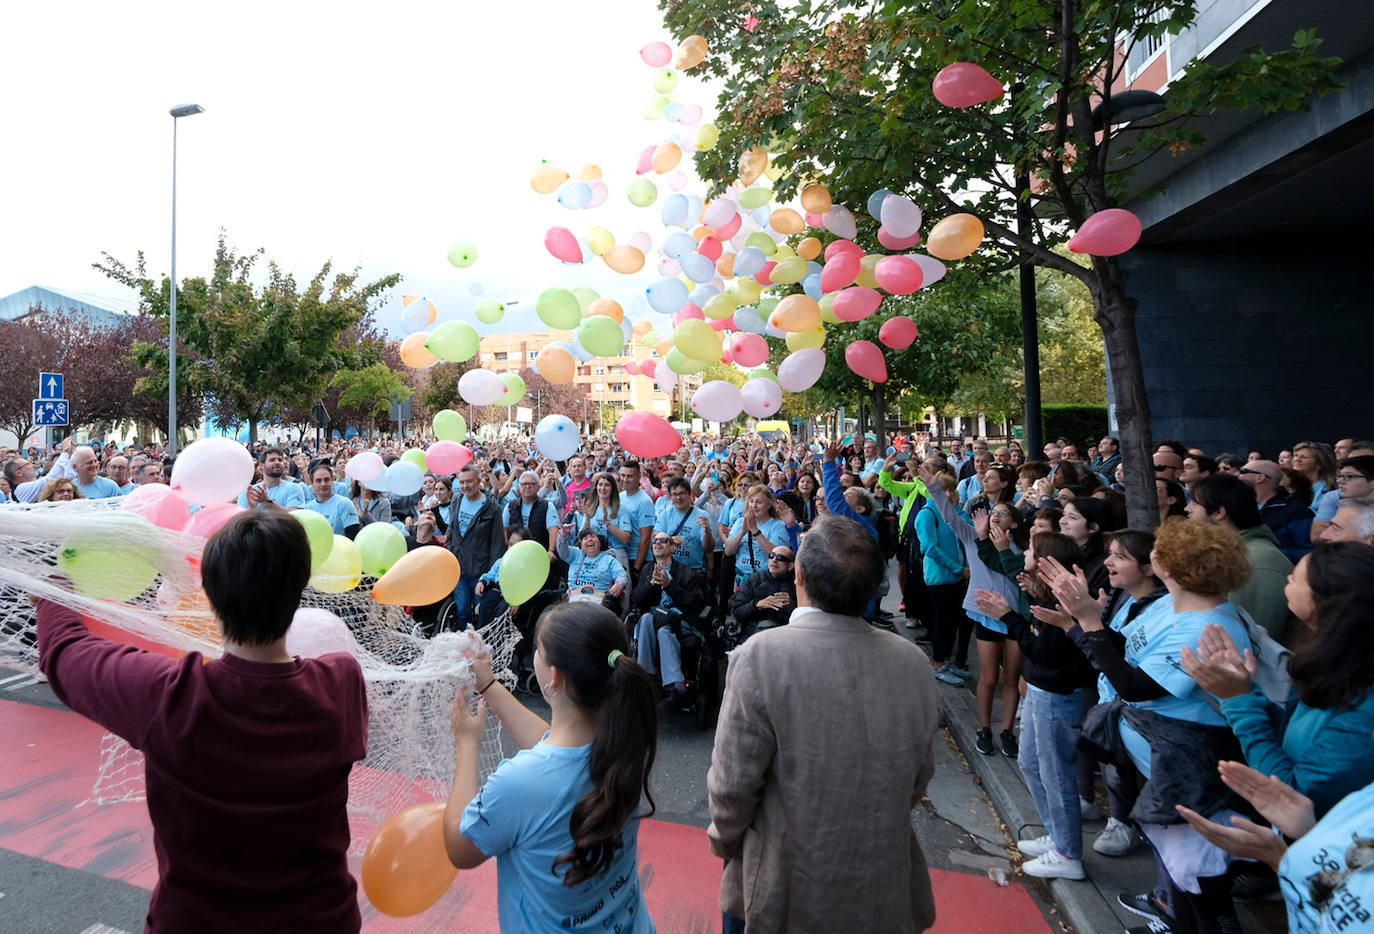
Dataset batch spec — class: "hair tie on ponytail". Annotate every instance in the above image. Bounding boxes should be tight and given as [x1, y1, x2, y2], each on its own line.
[607, 649, 624, 668]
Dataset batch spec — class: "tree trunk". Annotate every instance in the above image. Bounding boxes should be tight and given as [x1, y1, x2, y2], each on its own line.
[1090, 263, 1158, 529]
[871, 383, 888, 452]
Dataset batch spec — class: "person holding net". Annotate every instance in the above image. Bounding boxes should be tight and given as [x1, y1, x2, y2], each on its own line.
[33, 509, 369, 931]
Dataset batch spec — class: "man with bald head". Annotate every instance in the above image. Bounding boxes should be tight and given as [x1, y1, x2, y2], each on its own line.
[105, 455, 134, 494]
[71, 446, 122, 499]
[1240, 459, 1313, 561]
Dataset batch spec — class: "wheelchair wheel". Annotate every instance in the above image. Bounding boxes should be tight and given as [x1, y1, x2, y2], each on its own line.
[434, 597, 459, 633]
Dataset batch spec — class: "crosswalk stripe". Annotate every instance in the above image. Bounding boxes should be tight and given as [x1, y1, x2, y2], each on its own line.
[79, 924, 135, 934]
[4, 676, 41, 691]
[0, 672, 31, 685]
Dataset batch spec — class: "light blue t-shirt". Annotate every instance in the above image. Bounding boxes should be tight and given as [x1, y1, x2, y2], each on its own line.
[461, 740, 654, 934]
[730, 516, 789, 585]
[619, 490, 656, 561]
[1096, 594, 1139, 703]
[76, 476, 123, 499]
[956, 475, 984, 505]
[655, 506, 711, 569]
[566, 550, 628, 592]
[237, 480, 307, 510]
[455, 496, 485, 537]
[862, 457, 885, 479]
[1278, 781, 1374, 934]
[300, 493, 359, 535]
[1313, 489, 1342, 523]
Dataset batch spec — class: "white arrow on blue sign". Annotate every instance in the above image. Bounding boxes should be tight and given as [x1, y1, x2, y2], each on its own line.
[39, 372, 64, 400]
[33, 399, 69, 427]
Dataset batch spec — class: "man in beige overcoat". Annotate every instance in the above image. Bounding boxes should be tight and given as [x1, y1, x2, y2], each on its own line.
[708, 514, 940, 933]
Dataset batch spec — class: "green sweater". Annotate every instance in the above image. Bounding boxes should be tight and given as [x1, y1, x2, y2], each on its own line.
[877, 469, 929, 535]
[1233, 525, 1296, 642]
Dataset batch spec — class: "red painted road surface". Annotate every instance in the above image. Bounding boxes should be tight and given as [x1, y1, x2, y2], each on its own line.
[0, 699, 1051, 932]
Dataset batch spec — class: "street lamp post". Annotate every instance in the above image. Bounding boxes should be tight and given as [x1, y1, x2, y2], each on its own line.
[167, 103, 204, 456]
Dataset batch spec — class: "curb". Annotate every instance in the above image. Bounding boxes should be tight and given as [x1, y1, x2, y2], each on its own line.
[938, 682, 1127, 934]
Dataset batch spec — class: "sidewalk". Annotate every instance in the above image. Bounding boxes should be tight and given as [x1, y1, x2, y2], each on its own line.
[878, 573, 1287, 934]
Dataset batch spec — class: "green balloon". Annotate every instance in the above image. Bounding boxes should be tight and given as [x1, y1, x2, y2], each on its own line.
[572, 287, 600, 314]
[57, 539, 157, 602]
[499, 540, 551, 605]
[667, 347, 709, 374]
[644, 95, 670, 119]
[447, 241, 478, 268]
[739, 188, 774, 210]
[578, 315, 624, 357]
[401, 448, 428, 471]
[474, 298, 505, 324]
[355, 522, 408, 577]
[627, 178, 658, 208]
[426, 320, 480, 362]
[757, 297, 780, 317]
[498, 372, 527, 406]
[537, 288, 581, 330]
[432, 409, 467, 442]
[654, 69, 679, 94]
[749, 367, 779, 383]
[291, 509, 336, 572]
[745, 231, 777, 255]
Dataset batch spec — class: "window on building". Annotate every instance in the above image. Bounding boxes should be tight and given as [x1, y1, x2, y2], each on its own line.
[1124, 11, 1169, 81]
[495, 352, 507, 361]
[594, 366, 607, 375]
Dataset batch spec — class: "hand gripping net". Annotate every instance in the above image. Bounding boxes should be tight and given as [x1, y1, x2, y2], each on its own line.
[0, 499, 520, 851]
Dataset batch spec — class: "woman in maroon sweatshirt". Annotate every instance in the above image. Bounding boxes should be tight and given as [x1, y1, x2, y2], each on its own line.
[37, 509, 369, 932]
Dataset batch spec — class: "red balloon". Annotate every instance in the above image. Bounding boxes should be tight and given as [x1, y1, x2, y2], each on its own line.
[879, 316, 919, 349]
[832, 286, 884, 322]
[820, 251, 861, 293]
[932, 62, 1004, 108]
[845, 340, 889, 383]
[673, 303, 705, 325]
[714, 213, 743, 239]
[878, 228, 922, 251]
[1068, 208, 1143, 257]
[625, 360, 640, 376]
[616, 411, 683, 458]
[755, 260, 776, 286]
[874, 255, 925, 295]
[824, 239, 864, 261]
[698, 236, 723, 262]
[709, 315, 734, 332]
[544, 227, 582, 264]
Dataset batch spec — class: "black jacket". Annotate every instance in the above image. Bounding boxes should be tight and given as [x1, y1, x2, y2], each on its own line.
[506, 497, 552, 550]
[631, 560, 708, 616]
[1000, 609, 1097, 695]
[449, 494, 507, 580]
[731, 568, 797, 629]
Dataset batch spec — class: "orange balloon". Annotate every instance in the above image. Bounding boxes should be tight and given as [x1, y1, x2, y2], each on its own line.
[588, 298, 625, 322]
[361, 802, 459, 917]
[576, 163, 602, 181]
[738, 147, 769, 186]
[652, 143, 682, 174]
[400, 332, 439, 369]
[797, 237, 822, 261]
[539, 345, 576, 384]
[654, 338, 672, 356]
[770, 208, 805, 235]
[530, 163, 569, 194]
[372, 547, 460, 606]
[676, 34, 709, 69]
[632, 319, 653, 337]
[771, 294, 821, 332]
[715, 253, 736, 277]
[800, 184, 833, 214]
[168, 587, 219, 645]
[602, 246, 645, 275]
[926, 213, 986, 261]
[691, 225, 712, 241]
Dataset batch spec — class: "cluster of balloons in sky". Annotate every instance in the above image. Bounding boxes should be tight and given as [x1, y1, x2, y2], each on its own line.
[387, 37, 1145, 464]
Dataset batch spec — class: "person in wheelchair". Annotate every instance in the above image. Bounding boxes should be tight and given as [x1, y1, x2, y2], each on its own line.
[631, 533, 711, 696]
[557, 526, 629, 612]
[729, 544, 797, 641]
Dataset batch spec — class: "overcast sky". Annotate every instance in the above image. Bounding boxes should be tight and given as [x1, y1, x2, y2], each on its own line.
[0, 0, 727, 337]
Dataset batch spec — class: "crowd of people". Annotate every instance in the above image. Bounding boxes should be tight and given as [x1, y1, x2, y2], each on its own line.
[15, 425, 1374, 934]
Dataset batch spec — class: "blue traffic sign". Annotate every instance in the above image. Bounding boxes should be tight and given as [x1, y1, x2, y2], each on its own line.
[39, 372, 63, 400]
[33, 398, 69, 427]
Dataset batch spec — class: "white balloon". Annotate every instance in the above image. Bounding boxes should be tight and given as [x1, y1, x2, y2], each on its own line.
[400, 301, 431, 334]
[383, 461, 424, 496]
[656, 367, 678, 393]
[286, 608, 360, 659]
[823, 205, 858, 240]
[169, 437, 256, 506]
[535, 415, 580, 461]
[586, 180, 609, 208]
[740, 378, 783, 418]
[458, 369, 507, 406]
[703, 197, 738, 228]
[880, 194, 922, 239]
[909, 253, 948, 287]
[691, 381, 744, 422]
[344, 451, 385, 482]
[778, 348, 827, 393]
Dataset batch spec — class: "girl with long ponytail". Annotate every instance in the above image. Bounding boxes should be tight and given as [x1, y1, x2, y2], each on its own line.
[444, 602, 660, 932]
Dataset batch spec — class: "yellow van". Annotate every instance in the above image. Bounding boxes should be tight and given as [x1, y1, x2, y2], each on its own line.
[755, 420, 791, 442]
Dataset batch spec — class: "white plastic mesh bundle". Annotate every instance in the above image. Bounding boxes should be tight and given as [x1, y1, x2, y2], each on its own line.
[0, 499, 519, 851]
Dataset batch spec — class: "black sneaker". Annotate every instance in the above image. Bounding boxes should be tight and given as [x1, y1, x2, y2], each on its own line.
[911, 626, 931, 642]
[1118, 892, 1169, 923]
[999, 729, 1018, 758]
[975, 727, 995, 755]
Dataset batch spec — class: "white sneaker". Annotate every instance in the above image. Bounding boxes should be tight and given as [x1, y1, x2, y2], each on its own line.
[1017, 834, 1054, 858]
[1021, 849, 1086, 880]
[1080, 796, 1103, 821]
[1094, 817, 1141, 856]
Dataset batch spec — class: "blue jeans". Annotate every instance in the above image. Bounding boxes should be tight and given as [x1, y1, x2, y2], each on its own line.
[723, 912, 745, 934]
[1018, 685, 1088, 859]
[451, 575, 478, 630]
[634, 612, 685, 685]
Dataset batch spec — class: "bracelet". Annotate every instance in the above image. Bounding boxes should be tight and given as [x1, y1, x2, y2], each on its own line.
[477, 678, 496, 694]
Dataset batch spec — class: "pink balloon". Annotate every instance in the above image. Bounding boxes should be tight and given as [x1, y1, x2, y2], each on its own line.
[426, 441, 473, 475]
[740, 378, 782, 418]
[627, 230, 653, 253]
[345, 451, 384, 482]
[639, 359, 657, 378]
[658, 257, 682, 277]
[880, 195, 922, 238]
[625, 360, 641, 376]
[824, 239, 864, 261]
[122, 482, 191, 531]
[544, 226, 583, 264]
[678, 104, 703, 125]
[804, 212, 826, 229]
[823, 206, 858, 240]
[616, 411, 683, 458]
[755, 261, 776, 285]
[874, 255, 925, 295]
[586, 181, 609, 208]
[692, 381, 744, 422]
[640, 41, 672, 67]
[820, 250, 861, 293]
[635, 144, 655, 175]
[714, 213, 743, 239]
[932, 62, 1004, 108]
[673, 303, 705, 325]
[731, 332, 769, 367]
[879, 316, 919, 349]
[698, 236, 723, 261]
[878, 227, 923, 251]
[909, 253, 948, 286]
[721, 346, 734, 363]
[1068, 208, 1143, 257]
[182, 501, 244, 539]
[669, 171, 689, 191]
[709, 315, 735, 332]
[846, 340, 889, 383]
[832, 286, 884, 322]
[169, 437, 255, 506]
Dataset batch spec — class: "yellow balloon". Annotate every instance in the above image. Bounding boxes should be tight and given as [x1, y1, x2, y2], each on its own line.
[587, 226, 615, 256]
[703, 293, 738, 320]
[771, 294, 821, 332]
[695, 124, 719, 151]
[588, 298, 625, 323]
[856, 253, 882, 289]
[927, 213, 986, 261]
[530, 162, 568, 194]
[733, 278, 763, 304]
[312, 535, 362, 594]
[771, 256, 809, 285]
[786, 324, 826, 351]
[800, 184, 833, 214]
[797, 237, 823, 261]
[738, 147, 769, 186]
[603, 245, 646, 275]
[771, 242, 796, 261]
[652, 142, 682, 174]
[770, 208, 806, 235]
[673, 318, 723, 362]
[763, 162, 785, 182]
[539, 346, 576, 384]
[819, 293, 840, 324]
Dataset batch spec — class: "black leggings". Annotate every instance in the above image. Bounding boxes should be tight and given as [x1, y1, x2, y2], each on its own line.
[927, 582, 965, 663]
[1168, 874, 1240, 934]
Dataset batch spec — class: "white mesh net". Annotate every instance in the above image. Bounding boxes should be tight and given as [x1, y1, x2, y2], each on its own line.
[0, 499, 520, 853]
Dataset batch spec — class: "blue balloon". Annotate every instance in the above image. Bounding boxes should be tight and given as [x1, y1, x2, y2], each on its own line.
[664, 102, 685, 122]
[468, 282, 485, 296]
[558, 181, 593, 210]
[570, 331, 596, 362]
[383, 461, 424, 497]
[689, 283, 721, 306]
[733, 305, 766, 334]
[734, 246, 766, 277]
[662, 231, 698, 260]
[660, 193, 689, 227]
[867, 188, 893, 221]
[751, 205, 772, 228]
[679, 253, 716, 283]
[802, 272, 822, 300]
[806, 260, 824, 277]
[646, 278, 689, 315]
[683, 195, 704, 225]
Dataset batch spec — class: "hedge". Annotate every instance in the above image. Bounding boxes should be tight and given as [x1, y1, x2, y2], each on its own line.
[1042, 404, 1109, 450]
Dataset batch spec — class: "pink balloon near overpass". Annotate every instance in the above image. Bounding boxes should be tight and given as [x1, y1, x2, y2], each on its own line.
[617, 411, 683, 458]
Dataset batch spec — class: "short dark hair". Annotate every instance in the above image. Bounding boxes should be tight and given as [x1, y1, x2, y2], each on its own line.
[1185, 453, 1217, 476]
[620, 460, 641, 475]
[1191, 473, 1260, 529]
[796, 515, 884, 614]
[261, 446, 286, 461]
[1339, 455, 1374, 481]
[665, 477, 691, 494]
[1157, 440, 1188, 459]
[1105, 528, 1157, 568]
[202, 511, 311, 646]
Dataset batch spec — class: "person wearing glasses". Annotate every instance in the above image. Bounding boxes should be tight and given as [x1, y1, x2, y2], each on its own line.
[1152, 450, 1184, 483]
[1311, 454, 1374, 540]
[1239, 459, 1315, 562]
[631, 533, 710, 695]
[730, 544, 797, 639]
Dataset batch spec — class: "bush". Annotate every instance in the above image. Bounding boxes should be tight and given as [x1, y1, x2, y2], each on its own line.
[1042, 404, 1108, 450]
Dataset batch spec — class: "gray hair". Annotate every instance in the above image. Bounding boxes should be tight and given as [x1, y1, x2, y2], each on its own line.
[1339, 497, 1374, 540]
[518, 470, 540, 485]
[796, 515, 884, 614]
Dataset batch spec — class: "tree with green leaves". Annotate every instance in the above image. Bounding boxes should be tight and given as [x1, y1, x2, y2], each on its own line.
[95, 233, 399, 443]
[330, 364, 411, 435]
[662, 0, 1340, 524]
